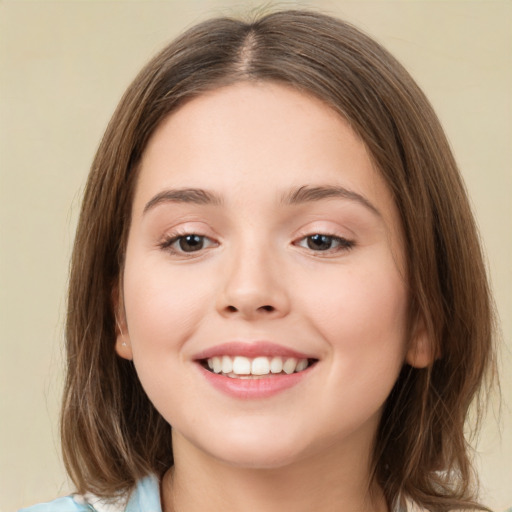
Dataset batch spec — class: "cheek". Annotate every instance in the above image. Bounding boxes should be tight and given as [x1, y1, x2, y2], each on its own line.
[298, 263, 409, 427]
[300, 261, 409, 370]
[121, 256, 211, 413]
[122, 255, 210, 357]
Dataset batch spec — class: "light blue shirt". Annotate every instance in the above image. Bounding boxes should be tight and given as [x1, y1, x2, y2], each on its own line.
[18, 474, 161, 512]
[19, 475, 512, 512]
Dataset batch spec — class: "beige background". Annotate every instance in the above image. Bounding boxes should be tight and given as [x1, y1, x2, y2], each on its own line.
[1, 0, 510, 510]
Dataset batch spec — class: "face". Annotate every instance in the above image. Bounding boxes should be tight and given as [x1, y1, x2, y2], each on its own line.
[116, 82, 428, 470]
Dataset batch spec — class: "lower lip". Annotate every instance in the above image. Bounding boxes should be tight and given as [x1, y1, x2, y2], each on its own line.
[198, 364, 314, 399]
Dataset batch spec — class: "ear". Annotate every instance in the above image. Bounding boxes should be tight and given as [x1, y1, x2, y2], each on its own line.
[405, 314, 436, 369]
[112, 283, 133, 361]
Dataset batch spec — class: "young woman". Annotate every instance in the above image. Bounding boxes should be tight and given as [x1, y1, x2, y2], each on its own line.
[20, 9, 496, 512]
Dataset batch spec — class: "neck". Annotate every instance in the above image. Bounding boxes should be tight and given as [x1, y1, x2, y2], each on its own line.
[161, 431, 388, 512]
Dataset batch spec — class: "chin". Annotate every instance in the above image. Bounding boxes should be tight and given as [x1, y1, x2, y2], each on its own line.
[187, 419, 323, 470]
[211, 442, 308, 470]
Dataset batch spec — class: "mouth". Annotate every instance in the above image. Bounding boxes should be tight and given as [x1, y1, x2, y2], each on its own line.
[200, 355, 318, 379]
[193, 341, 319, 397]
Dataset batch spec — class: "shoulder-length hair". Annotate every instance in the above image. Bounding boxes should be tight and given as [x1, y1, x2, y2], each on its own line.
[62, 9, 496, 510]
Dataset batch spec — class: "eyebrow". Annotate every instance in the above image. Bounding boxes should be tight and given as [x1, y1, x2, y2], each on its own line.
[281, 185, 381, 217]
[143, 188, 223, 214]
[143, 184, 380, 217]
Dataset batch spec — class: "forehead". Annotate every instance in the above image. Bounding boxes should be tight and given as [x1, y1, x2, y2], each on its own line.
[135, 81, 395, 219]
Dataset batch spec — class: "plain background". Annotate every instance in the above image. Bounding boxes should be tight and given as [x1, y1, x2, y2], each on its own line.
[1, 0, 510, 510]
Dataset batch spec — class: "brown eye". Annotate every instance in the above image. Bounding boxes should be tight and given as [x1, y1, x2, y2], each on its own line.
[161, 233, 217, 255]
[296, 234, 354, 253]
[178, 234, 205, 252]
[307, 234, 335, 251]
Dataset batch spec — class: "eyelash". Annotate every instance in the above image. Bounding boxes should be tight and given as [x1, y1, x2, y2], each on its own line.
[159, 231, 355, 257]
[159, 232, 217, 256]
[295, 234, 355, 254]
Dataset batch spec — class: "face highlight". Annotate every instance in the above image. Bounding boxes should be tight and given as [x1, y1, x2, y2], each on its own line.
[116, 82, 428, 471]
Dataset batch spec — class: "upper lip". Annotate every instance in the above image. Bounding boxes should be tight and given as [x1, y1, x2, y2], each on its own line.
[193, 341, 316, 361]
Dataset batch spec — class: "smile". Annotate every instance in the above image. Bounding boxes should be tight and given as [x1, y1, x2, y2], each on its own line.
[203, 355, 314, 378]
[194, 341, 318, 398]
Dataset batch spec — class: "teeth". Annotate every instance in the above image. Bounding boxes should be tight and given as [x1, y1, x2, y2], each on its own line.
[212, 356, 222, 373]
[221, 355, 233, 373]
[283, 357, 298, 374]
[232, 356, 251, 374]
[251, 357, 270, 375]
[270, 356, 283, 373]
[205, 355, 310, 376]
[296, 359, 308, 372]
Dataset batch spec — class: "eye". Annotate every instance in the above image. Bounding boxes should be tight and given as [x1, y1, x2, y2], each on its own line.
[296, 234, 354, 252]
[161, 233, 217, 254]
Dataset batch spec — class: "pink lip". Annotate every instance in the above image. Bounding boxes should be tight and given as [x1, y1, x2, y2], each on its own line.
[198, 363, 315, 399]
[193, 341, 314, 360]
[192, 341, 317, 399]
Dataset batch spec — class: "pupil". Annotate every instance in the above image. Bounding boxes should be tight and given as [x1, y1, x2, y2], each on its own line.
[180, 235, 203, 252]
[308, 234, 332, 251]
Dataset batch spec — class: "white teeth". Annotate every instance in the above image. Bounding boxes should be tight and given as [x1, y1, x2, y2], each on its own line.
[232, 356, 251, 375]
[221, 355, 233, 373]
[270, 356, 283, 373]
[251, 357, 270, 375]
[283, 357, 298, 374]
[212, 356, 222, 373]
[205, 355, 311, 376]
[296, 359, 308, 372]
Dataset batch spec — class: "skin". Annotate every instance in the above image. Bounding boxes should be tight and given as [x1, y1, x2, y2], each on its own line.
[116, 82, 430, 512]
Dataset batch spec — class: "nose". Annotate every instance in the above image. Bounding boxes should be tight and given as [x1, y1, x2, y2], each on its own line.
[216, 242, 291, 320]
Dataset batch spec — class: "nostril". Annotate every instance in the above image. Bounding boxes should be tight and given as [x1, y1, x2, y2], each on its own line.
[223, 304, 276, 315]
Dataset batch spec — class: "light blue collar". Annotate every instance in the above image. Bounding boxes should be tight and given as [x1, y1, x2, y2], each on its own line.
[124, 474, 162, 512]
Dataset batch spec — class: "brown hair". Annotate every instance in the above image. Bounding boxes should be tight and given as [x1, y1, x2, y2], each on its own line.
[62, 9, 496, 510]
